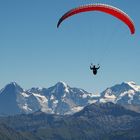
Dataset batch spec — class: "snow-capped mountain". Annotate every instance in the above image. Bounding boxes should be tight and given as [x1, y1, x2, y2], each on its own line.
[1, 81, 140, 115]
[0, 81, 97, 115]
[98, 81, 140, 112]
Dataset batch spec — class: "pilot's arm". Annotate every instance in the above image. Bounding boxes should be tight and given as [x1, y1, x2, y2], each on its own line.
[97, 66, 100, 69]
[90, 66, 93, 70]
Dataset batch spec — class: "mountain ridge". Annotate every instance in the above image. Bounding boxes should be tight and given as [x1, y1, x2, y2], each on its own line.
[1, 102, 140, 140]
[0, 81, 97, 115]
[0, 81, 140, 115]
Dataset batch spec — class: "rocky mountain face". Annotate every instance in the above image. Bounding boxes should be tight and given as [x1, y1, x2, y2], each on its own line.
[0, 102, 140, 140]
[0, 82, 23, 115]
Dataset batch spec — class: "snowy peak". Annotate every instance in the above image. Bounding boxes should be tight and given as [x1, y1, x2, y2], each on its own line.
[99, 81, 140, 106]
[0, 82, 23, 95]
[55, 81, 68, 87]
[126, 81, 140, 92]
[41, 81, 97, 115]
[101, 82, 136, 97]
[6, 82, 23, 90]
[54, 81, 69, 93]
[7, 82, 21, 88]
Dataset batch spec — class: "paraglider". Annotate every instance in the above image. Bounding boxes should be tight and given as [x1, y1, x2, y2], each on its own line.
[57, 3, 135, 34]
[57, 3, 135, 76]
[90, 64, 100, 75]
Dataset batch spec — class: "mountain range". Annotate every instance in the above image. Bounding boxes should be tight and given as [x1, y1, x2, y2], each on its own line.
[0, 81, 140, 139]
[0, 81, 140, 115]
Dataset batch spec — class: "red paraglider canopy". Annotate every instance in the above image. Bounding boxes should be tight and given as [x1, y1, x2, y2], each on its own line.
[57, 3, 135, 35]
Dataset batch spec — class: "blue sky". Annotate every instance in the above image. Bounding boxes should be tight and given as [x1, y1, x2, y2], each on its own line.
[0, 0, 139, 93]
